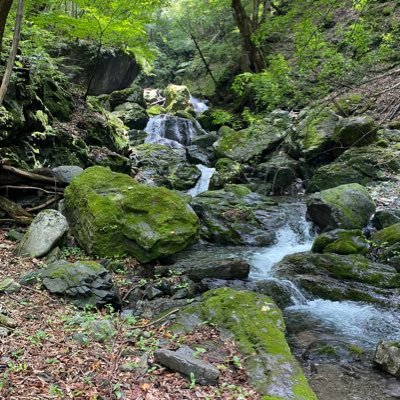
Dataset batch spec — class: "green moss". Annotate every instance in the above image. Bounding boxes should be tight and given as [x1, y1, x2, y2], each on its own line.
[224, 184, 252, 197]
[372, 223, 400, 246]
[184, 288, 317, 399]
[147, 105, 166, 116]
[65, 166, 199, 262]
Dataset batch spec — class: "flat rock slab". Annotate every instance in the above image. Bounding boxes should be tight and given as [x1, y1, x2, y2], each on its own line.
[154, 346, 219, 385]
[16, 209, 69, 258]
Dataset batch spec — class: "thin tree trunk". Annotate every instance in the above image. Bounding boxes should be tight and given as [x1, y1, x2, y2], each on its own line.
[0, 0, 14, 52]
[231, 0, 265, 73]
[0, 0, 24, 106]
[189, 32, 218, 87]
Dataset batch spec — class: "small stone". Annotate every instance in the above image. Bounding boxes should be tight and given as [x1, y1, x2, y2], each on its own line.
[85, 319, 116, 342]
[0, 278, 21, 294]
[0, 327, 9, 337]
[154, 346, 219, 385]
[374, 341, 400, 377]
[19, 270, 39, 286]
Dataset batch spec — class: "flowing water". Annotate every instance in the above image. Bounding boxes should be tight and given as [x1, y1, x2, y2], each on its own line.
[187, 165, 216, 197]
[190, 95, 209, 115]
[248, 201, 400, 350]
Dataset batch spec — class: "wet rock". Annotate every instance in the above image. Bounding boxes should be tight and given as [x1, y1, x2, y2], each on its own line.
[275, 252, 400, 306]
[64, 166, 199, 262]
[154, 346, 219, 385]
[16, 209, 69, 258]
[311, 229, 370, 255]
[191, 185, 283, 246]
[186, 145, 213, 166]
[307, 183, 375, 231]
[39, 260, 121, 309]
[209, 158, 244, 189]
[191, 131, 218, 149]
[128, 129, 147, 146]
[307, 145, 400, 192]
[158, 250, 250, 282]
[130, 144, 201, 190]
[214, 123, 284, 163]
[374, 341, 400, 377]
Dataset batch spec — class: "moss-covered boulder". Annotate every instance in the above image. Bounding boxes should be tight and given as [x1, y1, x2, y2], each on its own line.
[40, 260, 121, 309]
[372, 223, 400, 246]
[191, 185, 298, 246]
[175, 288, 317, 399]
[307, 183, 375, 231]
[109, 85, 146, 110]
[88, 146, 132, 173]
[64, 166, 199, 262]
[372, 210, 400, 230]
[112, 102, 149, 130]
[311, 229, 370, 255]
[249, 153, 298, 194]
[275, 252, 400, 306]
[213, 123, 284, 163]
[307, 145, 400, 192]
[209, 157, 244, 189]
[131, 143, 201, 190]
[332, 115, 378, 147]
[165, 84, 192, 113]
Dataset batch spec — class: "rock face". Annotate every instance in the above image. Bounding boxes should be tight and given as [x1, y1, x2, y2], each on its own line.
[157, 250, 250, 282]
[374, 341, 400, 377]
[130, 143, 201, 190]
[311, 229, 370, 255]
[275, 252, 400, 306]
[175, 288, 317, 399]
[306, 183, 375, 231]
[191, 185, 281, 246]
[307, 145, 400, 192]
[213, 123, 284, 163]
[40, 260, 121, 309]
[64, 166, 199, 262]
[16, 210, 69, 258]
[154, 346, 220, 385]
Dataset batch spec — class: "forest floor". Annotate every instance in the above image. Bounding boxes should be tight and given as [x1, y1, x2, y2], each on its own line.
[0, 230, 259, 400]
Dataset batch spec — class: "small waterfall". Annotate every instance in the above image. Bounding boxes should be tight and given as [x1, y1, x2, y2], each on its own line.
[190, 95, 208, 115]
[144, 114, 205, 148]
[188, 165, 215, 197]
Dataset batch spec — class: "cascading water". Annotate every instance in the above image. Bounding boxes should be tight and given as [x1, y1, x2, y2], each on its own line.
[249, 200, 400, 349]
[190, 95, 209, 115]
[187, 165, 216, 196]
[144, 114, 205, 148]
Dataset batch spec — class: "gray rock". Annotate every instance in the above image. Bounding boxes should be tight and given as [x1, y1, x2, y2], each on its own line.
[372, 210, 400, 230]
[16, 210, 69, 258]
[0, 278, 21, 294]
[40, 260, 121, 309]
[84, 319, 116, 342]
[154, 346, 219, 385]
[52, 165, 83, 184]
[0, 327, 9, 337]
[145, 287, 163, 300]
[374, 341, 400, 377]
[306, 183, 375, 231]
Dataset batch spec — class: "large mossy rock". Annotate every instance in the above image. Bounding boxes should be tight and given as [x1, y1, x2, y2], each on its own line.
[372, 210, 400, 230]
[307, 145, 400, 192]
[64, 166, 199, 262]
[112, 102, 149, 130]
[191, 185, 283, 246]
[275, 252, 400, 306]
[130, 143, 201, 190]
[213, 123, 284, 163]
[40, 260, 121, 309]
[175, 288, 317, 399]
[306, 183, 375, 231]
[372, 223, 400, 246]
[109, 85, 146, 110]
[209, 158, 244, 190]
[311, 229, 370, 255]
[332, 115, 378, 147]
[165, 84, 192, 113]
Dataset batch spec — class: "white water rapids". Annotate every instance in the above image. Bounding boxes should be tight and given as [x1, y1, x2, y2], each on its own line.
[249, 206, 400, 348]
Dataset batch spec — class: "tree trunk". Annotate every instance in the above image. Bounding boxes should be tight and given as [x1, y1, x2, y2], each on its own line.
[0, 0, 24, 106]
[231, 0, 265, 73]
[0, 0, 14, 52]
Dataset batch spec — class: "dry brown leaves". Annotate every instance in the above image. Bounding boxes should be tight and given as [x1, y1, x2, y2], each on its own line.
[0, 229, 260, 400]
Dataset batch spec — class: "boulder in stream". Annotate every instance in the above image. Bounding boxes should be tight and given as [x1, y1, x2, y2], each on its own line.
[307, 183, 375, 231]
[374, 341, 400, 377]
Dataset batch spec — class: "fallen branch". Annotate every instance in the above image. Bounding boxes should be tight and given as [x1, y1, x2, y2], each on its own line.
[26, 196, 61, 212]
[0, 195, 33, 225]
